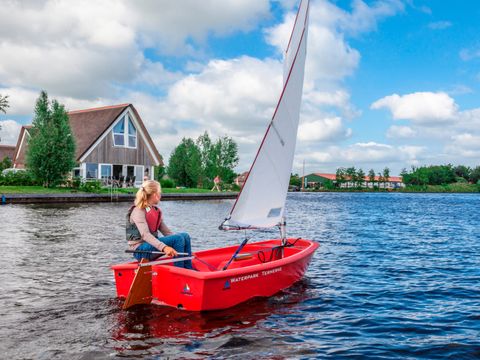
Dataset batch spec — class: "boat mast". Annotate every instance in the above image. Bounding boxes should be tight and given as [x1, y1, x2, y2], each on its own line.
[280, 217, 287, 245]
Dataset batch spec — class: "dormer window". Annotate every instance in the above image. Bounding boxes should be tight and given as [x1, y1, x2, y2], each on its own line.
[128, 117, 137, 147]
[113, 113, 137, 148]
[113, 118, 125, 146]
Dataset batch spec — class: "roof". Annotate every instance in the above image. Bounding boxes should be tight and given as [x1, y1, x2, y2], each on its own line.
[13, 125, 32, 166]
[68, 104, 162, 165]
[68, 104, 129, 160]
[0, 144, 15, 160]
[310, 173, 403, 182]
[311, 173, 336, 181]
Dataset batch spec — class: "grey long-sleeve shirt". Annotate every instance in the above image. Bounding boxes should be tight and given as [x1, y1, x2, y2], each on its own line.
[128, 207, 173, 251]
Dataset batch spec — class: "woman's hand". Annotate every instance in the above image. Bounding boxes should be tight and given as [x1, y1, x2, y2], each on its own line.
[163, 246, 178, 257]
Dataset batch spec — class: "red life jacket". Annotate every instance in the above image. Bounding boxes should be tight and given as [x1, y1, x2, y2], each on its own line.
[145, 205, 162, 233]
[127, 205, 162, 236]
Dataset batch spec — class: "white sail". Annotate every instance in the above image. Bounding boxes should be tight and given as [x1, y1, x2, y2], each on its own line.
[283, 0, 309, 85]
[221, 0, 309, 230]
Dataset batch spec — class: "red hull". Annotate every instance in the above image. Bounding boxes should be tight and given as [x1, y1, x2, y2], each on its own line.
[112, 238, 318, 311]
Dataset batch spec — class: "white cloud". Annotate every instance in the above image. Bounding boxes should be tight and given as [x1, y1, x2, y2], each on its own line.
[298, 117, 350, 142]
[371, 92, 458, 124]
[456, 108, 480, 131]
[130, 0, 270, 54]
[339, 0, 405, 35]
[0, 0, 411, 174]
[304, 89, 360, 119]
[295, 141, 426, 175]
[428, 21, 452, 30]
[0, 0, 270, 99]
[0, 42, 141, 99]
[0, 87, 39, 116]
[265, 0, 371, 84]
[386, 125, 416, 138]
[0, 120, 22, 145]
[451, 133, 480, 149]
[123, 56, 282, 165]
[444, 133, 480, 159]
[460, 47, 480, 61]
[0, 1, 141, 98]
[134, 60, 183, 88]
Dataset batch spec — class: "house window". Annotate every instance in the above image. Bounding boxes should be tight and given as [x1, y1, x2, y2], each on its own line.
[100, 164, 112, 179]
[128, 117, 137, 147]
[86, 163, 98, 179]
[135, 165, 144, 185]
[112, 113, 137, 148]
[113, 118, 125, 146]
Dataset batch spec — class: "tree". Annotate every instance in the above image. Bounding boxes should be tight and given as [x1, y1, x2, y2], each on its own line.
[0, 94, 9, 142]
[155, 164, 166, 180]
[196, 132, 239, 185]
[368, 169, 376, 188]
[0, 156, 12, 172]
[197, 131, 215, 183]
[377, 172, 384, 188]
[356, 168, 365, 188]
[26, 91, 76, 187]
[214, 135, 239, 183]
[383, 167, 390, 188]
[167, 137, 203, 188]
[0, 94, 8, 114]
[469, 166, 480, 184]
[289, 173, 301, 187]
[345, 166, 356, 188]
[335, 167, 346, 188]
[454, 165, 471, 180]
[168, 132, 239, 188]
[401, 165, 457, 186]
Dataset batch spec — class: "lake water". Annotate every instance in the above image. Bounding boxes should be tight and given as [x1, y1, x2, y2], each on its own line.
[0, 192, 479, 359]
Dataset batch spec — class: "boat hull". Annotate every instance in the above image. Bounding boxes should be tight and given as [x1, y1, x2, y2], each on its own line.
[112, 238, 318, 311]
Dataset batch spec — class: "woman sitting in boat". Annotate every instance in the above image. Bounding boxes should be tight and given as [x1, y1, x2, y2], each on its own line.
[126, 180, 193, 269]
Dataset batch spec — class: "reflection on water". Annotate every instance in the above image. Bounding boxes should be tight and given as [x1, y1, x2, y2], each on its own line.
[110, 280, 313, 358]
[1, 193, 480, 359]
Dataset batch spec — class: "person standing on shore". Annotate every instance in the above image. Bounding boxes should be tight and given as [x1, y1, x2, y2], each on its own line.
[126, 180, 193, 269]
[211, 175, 221, 191]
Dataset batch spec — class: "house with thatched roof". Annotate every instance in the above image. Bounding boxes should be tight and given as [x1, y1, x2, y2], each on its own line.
[13, 104, 162, 186]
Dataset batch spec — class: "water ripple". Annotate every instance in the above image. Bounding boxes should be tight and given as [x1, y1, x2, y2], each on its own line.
[0, 193, 479, 358]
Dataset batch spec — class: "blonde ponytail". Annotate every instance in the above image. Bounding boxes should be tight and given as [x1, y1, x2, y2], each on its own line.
[134, 180, 161, 208]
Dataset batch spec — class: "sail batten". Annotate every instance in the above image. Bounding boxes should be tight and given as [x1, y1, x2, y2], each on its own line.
[220, 0, 309, 230]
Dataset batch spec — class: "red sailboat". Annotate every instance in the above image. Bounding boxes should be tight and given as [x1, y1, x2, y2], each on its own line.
[112, 0, 318, 311]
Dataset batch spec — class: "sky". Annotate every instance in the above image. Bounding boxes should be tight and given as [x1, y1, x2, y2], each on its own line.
[1, 0, 479, 176]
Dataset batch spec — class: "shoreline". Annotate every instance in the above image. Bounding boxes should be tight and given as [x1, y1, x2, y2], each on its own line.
[1, 187, 478, 204]
[0, 191, 238, 204]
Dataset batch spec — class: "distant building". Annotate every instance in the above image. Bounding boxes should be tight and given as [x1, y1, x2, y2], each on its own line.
[0, 144, 15, 162]
[12, 125, 32, 168]
[304, 173, 404, 189]
[12, 104, 162, 186]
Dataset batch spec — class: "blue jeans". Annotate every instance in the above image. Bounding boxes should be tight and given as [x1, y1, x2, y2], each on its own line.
[133, 232, 193, 269]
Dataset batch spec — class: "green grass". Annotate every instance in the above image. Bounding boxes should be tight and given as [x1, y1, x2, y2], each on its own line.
[0, 186, 77, 194]
[162, 188, 216, 193]
[400, 183, 480, 193]
[0, 185, 225, 194]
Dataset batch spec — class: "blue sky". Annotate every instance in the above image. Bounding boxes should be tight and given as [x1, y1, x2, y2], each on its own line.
[1, 0, 479, 176]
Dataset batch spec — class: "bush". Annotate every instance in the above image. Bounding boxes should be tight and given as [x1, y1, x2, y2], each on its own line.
[160, 178, 175, 188]
[0, 170, 39, 186]
[222, 183, 240, 191]
[70, 176, 82, 189]
[202, 179, 214, 190]
[79, 180, 102, 193]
